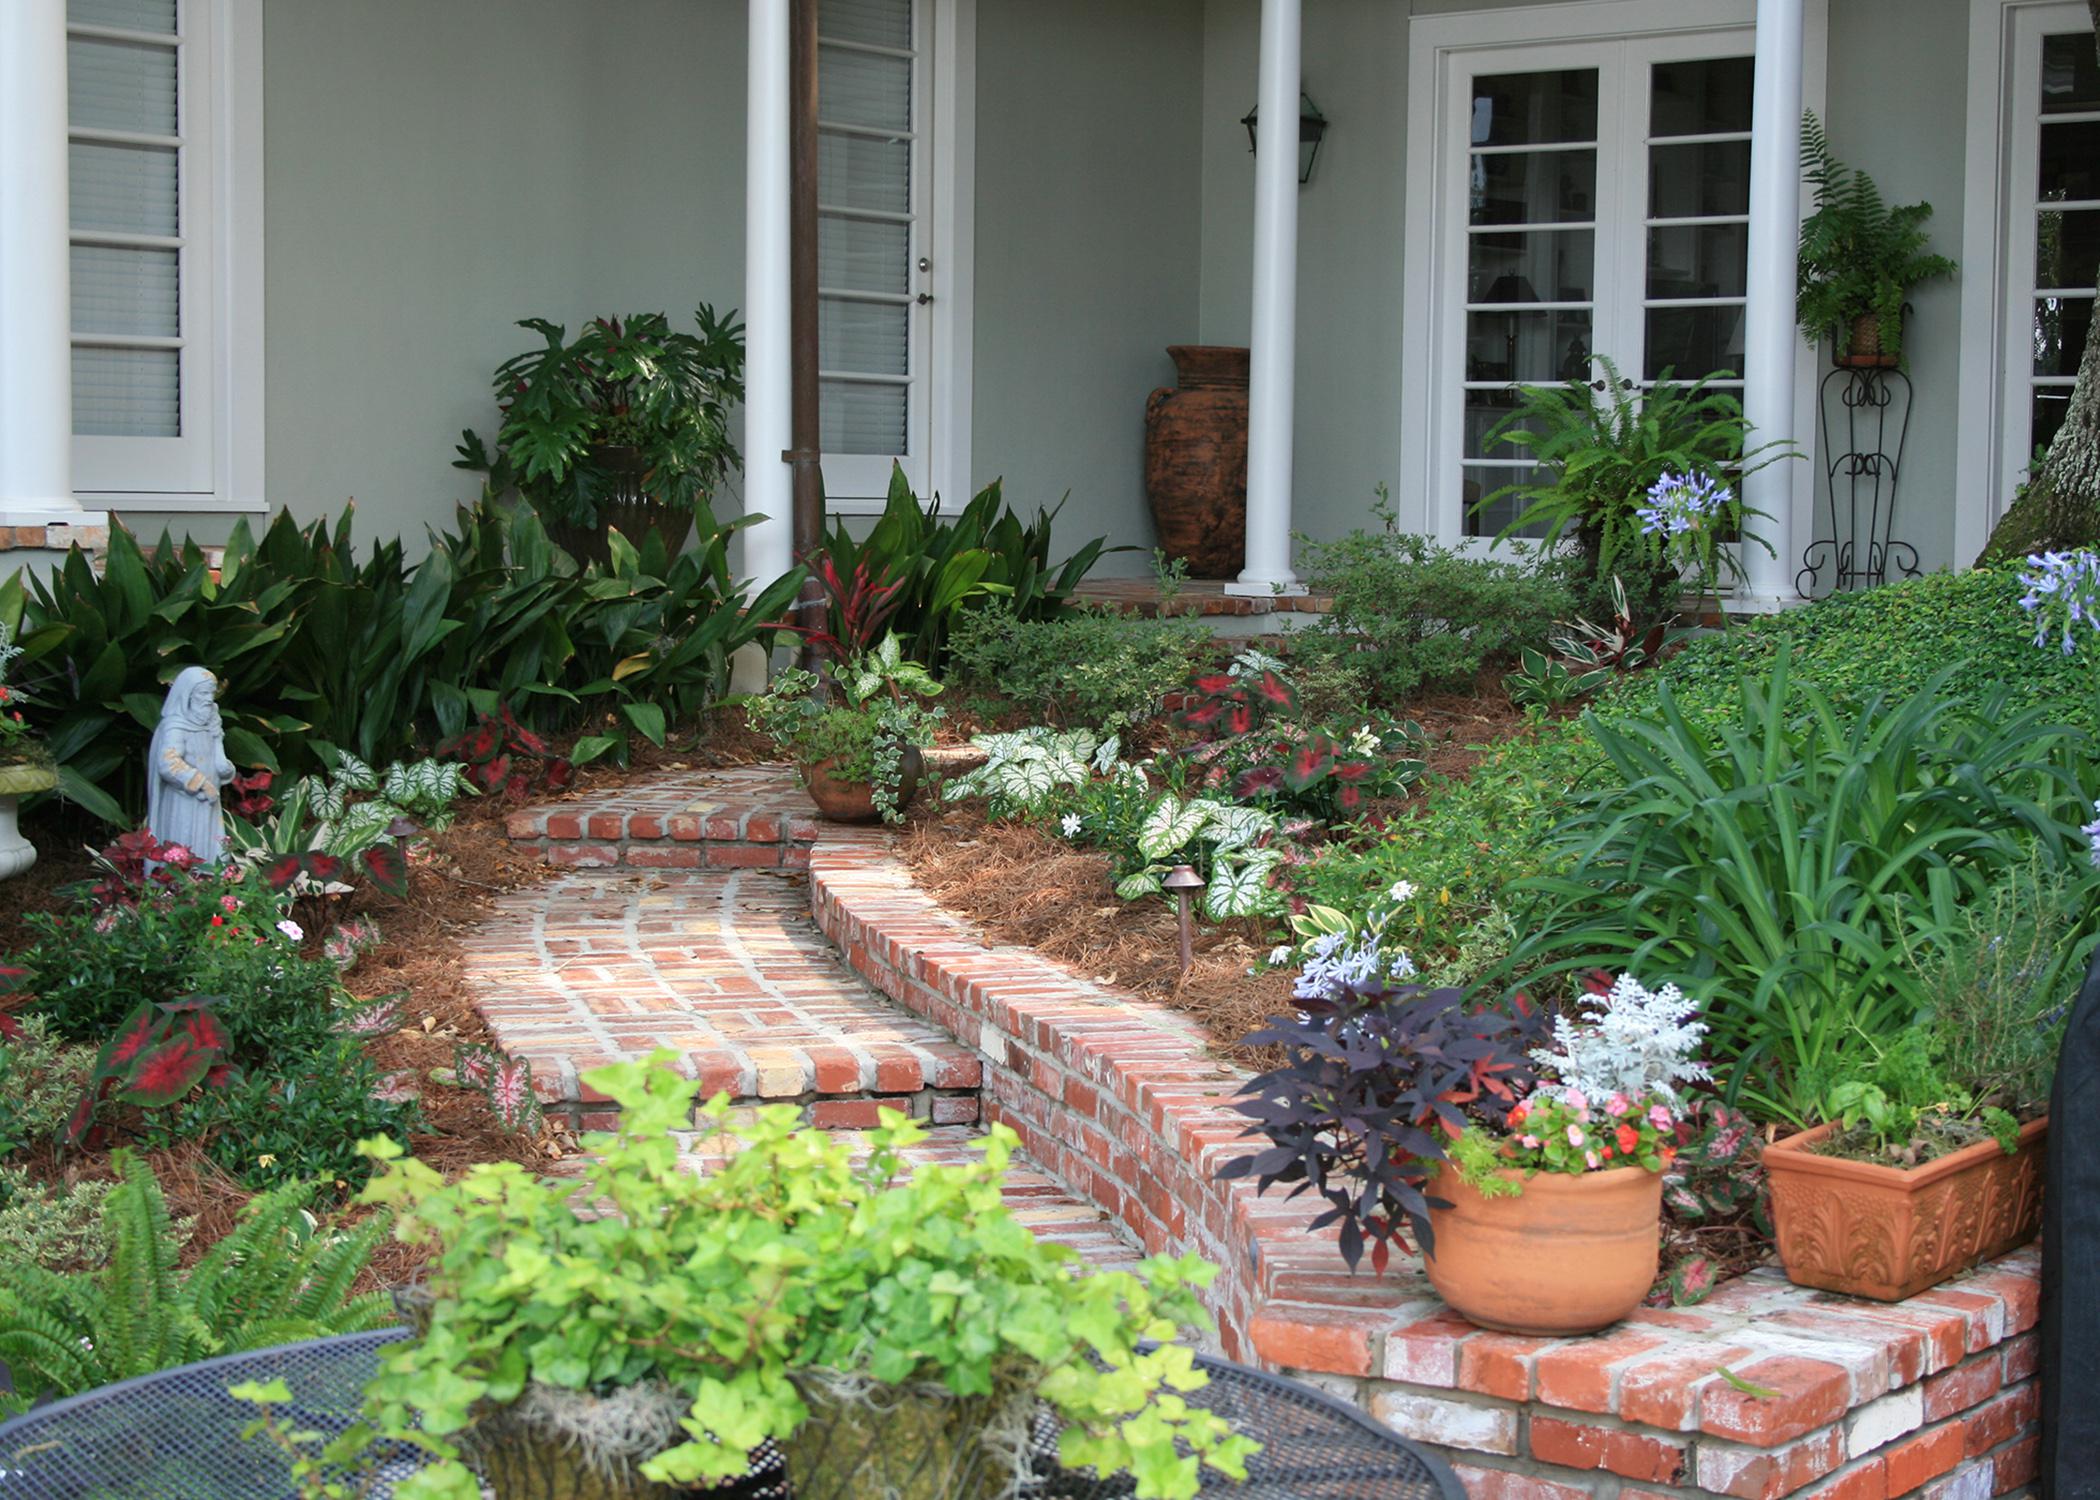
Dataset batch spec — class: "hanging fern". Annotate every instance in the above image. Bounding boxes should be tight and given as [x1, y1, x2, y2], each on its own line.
[1796, 110, 1958, 365]
[0, 1151, 393, 1415]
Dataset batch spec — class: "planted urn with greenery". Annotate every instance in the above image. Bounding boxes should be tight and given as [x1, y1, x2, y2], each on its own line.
[1796, 112, 1957, 367]
[455, 306, 744, 564]
[745, 635, 945, 824]
[354, 1055, 1255, 1500]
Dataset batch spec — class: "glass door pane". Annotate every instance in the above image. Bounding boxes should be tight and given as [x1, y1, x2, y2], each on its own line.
[1462, 66, 1601, 536]
[2026, 31, 2100, 461]
[1638, 54, 1752, 386]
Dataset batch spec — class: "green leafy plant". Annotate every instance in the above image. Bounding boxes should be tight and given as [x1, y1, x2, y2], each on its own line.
[1508, 646, 1609, 710]
[1654, 1099, 1769, 1307]
[1499, 648, 2098, 1121]
[354, 1056, 1255, 1499]
[0, 1165, 113, 1275]
[1796, 112, 1958, 366]
[455, 306, 744, 530]
[1297, 499, 1576, 700]
[946, 603, 1208, 730]
[0, 1012, 94, 1155]
[744, 636, 945, 822]
[806, 467, 1116, 672]
[0, 1150, 392, 1416]
[1480, 360, 1785, 622]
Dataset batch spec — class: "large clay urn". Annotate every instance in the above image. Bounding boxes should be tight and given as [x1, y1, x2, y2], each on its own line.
[1144, 346, 1249, 579]
[1423, 1166, 1664, 1336]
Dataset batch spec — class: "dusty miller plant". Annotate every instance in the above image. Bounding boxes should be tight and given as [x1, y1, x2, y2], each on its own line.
[1532, 975, 1712, 1107]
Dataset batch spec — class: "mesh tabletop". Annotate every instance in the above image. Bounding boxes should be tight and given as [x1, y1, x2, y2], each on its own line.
[0, 1330, 1462, 1500]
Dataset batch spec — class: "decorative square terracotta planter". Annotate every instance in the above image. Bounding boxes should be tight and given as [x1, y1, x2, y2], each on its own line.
[1764, 1117, 2047, 1301]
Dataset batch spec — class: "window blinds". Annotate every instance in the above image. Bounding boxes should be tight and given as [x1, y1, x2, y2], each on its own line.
[818, 0, 916, 456]
[67, 0, 183, 439]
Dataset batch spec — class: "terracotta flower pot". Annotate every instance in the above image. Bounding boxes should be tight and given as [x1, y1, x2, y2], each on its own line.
[1423, 1166, 1664, 1336]
[1764, 1117, 2046, 1302]
[800, 747, 923, 824]
[1144, 345, 1249, 578]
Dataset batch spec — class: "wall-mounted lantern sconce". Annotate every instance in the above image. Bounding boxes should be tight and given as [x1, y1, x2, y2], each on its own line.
[1241, 91, 1329, 185]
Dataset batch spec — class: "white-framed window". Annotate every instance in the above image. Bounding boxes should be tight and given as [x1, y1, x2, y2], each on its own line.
[1400, 0, 1826, 552]
[2000, 8, 2097, 492]
[67, 0, 262, 510]
[816, 0, 973, 510]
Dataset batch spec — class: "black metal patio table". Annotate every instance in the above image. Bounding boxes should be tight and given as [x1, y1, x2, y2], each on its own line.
[0, 1329, 1462, 1499]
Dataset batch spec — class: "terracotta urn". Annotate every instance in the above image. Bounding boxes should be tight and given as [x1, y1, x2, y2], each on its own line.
[799, 747, 923, 824]
[1764, 1118, 2046, 1302]
[1144, 345, 1249, 579]
[1423, 1166, 1664, 1336]
[0, 763, 56, 881]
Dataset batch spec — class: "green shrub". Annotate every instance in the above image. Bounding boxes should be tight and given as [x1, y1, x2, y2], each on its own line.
[1497, 650, 2098, 1122]
[947, 604, 1208, 728]
[1, 501, 800, 821]
[0, 1014, 93, 1154]
[1298, 516, 1572, 702]
[0, 1150, 391, 1415]
[0, 1166, 113, 1274]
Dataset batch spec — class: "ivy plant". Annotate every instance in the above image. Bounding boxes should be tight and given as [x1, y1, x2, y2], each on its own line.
[355, 1055, 1255, 1499]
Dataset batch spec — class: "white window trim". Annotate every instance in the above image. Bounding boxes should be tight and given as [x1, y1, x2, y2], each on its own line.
[820, 0, 975, 516]
[1954, 0, 2088, 564]
[1398, 0, 1828, 566]
[71, 0, 263, 513]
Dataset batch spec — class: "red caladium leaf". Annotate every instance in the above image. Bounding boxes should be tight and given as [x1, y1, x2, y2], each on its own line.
[486, 1056, 542, 1134]
[1336, 783, 1363, 812]
[1178, 699, 1229, 730]
[94, 1003, 165, 1079]
[60, 1080, 108, 1150]
[453, 1042, 498, 1088]
[510, 723, 550, 756]
[1226, 704, 1255, 736]
[178, 1007, 228, 1055]
[358, 841, 410, 898]
[504, 773, 530, 800]
[0, 1012, 22, 1043]
[341, 992, 405, 1038]
[0, 964, 32, 995]
[1235, 765, 1287, 798]
[1282, 743, 1334, 792]
[203, 1063, 237, 1089]
[1189, 673, 1238, 697]
[1330, 759, 1373, 784]
[302, 851, 347, 885]
[544, 758, 576, 791]
[115, 1035, 215, 1107]
[263, 853, 306, 892]
[1249, 670, 1298, 712]
[482, 753, 513, 790]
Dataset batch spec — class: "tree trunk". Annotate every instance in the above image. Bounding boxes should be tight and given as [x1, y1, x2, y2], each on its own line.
[1976, 0, 2100, 565]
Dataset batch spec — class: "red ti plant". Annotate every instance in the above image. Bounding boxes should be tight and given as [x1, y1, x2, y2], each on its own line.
[437, 703, 576, 799]
[62, 994, 236, 1149]
[788, 555, 908, 662]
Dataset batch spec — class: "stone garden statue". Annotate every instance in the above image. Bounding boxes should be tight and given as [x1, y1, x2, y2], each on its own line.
[146, 666, 235, 865]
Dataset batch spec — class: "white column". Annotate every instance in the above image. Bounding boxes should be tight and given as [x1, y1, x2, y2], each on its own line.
[0, 0, 78, 516]
[742, 0, 794, 587]
[1227, 0, 1306, 597]
[1740, 0, 1804, 604]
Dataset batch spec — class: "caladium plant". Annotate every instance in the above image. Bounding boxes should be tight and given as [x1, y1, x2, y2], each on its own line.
[435, 704, 576, 797]
[62, 994, 237, 1149]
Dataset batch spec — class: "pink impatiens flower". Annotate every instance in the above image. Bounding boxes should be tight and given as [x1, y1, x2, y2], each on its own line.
[1584, 1149, 1601, 1169]
[1521, 1134, 1541, 1149]
[1649, 1104, 1674, 1130]
[1564, 1090, 1588, 1113]
[1605, 1093, 1630, 1117]
[1566, 1124, 1586, 1147]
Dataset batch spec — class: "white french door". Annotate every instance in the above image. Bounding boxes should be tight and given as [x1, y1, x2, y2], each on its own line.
[1424, 30, 1755, 538]
[1997, 5, 2099, 501]
[815, 0, 971, 509]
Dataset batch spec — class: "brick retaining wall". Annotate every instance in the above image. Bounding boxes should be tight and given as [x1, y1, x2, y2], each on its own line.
[807, 830, 2043, 1500]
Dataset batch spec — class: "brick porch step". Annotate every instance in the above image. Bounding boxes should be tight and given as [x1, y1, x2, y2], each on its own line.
[466, 868, 981, 1128]
[506, 766, 817, 871]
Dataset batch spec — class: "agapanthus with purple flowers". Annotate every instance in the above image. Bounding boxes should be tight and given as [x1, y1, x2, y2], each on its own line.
[1293, 928, 1417, 1002]
[2018, 549, 2100, 657]
[1636, 471, 1733, 536]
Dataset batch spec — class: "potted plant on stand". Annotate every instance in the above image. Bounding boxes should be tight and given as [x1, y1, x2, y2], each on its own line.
[1796, 111, 1958, 368]
[746, 634, 944, 824]
[1224, 952, 1708, 1336]
[455, 306, 744, 567]
[0, 624, 55, 880]
[353, 1055, 1257, 1500]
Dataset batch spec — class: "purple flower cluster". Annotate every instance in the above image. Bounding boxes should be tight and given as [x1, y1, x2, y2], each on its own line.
[2081, 800, 2100, 871]
[2018, 549, 2100, 657]
[1637, 472, 1732, 537]
[1293, 929, 1417, 1003]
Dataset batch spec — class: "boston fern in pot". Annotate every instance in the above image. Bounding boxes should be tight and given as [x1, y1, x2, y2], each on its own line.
[1796, 111, 1957, 368]
[455, 306, 744, 564]
[352, 1055, 1256, 1500]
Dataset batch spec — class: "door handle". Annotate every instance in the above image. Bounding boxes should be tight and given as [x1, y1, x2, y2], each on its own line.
[916, 292, 935, 305]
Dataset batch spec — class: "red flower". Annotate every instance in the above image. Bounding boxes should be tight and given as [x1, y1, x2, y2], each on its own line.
[1616, 1124, 1639, 1154]
[210, 914, 224, 926]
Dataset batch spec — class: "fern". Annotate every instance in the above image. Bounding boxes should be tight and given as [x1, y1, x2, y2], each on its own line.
[0, 1152, 392, 1415]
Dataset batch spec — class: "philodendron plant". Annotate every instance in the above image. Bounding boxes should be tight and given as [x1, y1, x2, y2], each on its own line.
[351, 1054, 1256, 1499]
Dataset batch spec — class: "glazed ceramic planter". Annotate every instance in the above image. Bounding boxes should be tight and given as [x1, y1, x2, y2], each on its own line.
[800, 747, 923, 824]
[1764, 1118, 2046, 1302]
[0, 764, 56, 881]
[1423, 1166, 1664, 1336]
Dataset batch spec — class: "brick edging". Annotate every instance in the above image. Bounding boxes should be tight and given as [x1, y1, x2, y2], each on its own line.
[807, 830, 2043, 1499]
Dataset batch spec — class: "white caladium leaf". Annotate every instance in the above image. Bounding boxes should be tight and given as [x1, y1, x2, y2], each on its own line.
[1002, 757, 1059, 802]
[1204, 863, 1266, 920]
[1137, 795, 1212, 862]
[333, 751, 378, 792]
[1092, 734, 1121, 774]
[1203, 804, 1276, 851]
[1114, 869, 1165, 901]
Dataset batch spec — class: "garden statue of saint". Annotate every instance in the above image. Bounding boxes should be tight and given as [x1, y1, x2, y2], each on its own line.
[145, 666, 236, 865]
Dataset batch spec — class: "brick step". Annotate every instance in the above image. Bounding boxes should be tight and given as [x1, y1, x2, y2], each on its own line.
[507, 766, 817, 871]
